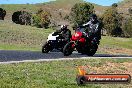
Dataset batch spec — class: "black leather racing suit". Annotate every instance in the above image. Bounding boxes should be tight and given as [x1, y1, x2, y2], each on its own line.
[55, 29, 71, 42]
[83, 20, 102, 44]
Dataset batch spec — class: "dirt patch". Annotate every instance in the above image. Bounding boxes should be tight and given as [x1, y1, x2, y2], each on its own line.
[99, 47, 132, 55]
[85, 62, 132, 75]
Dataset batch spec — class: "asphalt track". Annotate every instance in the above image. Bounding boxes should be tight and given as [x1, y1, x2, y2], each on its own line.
[0, 50, 132, 64]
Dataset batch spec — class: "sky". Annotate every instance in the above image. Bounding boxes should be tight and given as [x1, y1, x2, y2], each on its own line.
[84, 0, 123, 6]
[0, 0, 123, 6]
[0, 0, 55, 4]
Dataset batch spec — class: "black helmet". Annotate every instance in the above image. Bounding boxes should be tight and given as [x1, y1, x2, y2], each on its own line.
[89, 14, 97, 23]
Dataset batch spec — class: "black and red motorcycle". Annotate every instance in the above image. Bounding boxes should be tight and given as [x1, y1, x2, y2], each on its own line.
[63, 27, 99, 56]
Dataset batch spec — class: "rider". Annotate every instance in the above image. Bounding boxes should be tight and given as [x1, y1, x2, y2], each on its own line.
[83, 14, 102, 44]
[55, 25, 71, 43]
[60, 25, 71, 42]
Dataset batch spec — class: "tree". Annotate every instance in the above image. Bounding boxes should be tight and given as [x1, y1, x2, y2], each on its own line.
[112, 3, 118, 8]
[32, 9, 51, 28]
[102, 5, 123, 36]
[70, 3, 94, 27]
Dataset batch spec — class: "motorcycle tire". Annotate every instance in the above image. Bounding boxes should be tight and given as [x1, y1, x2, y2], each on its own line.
[86, 44, 98, 56]
[42, 42, 51, 53]
[63, 42, 74, 56]
[77, 48, 85, 54]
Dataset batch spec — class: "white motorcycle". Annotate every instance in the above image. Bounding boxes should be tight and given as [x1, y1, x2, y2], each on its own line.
[42, 31, 66, 53]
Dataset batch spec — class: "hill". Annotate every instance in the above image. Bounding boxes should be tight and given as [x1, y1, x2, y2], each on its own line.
[0, 0, 108, 25]
[0, 0, 131, 22]
[0, 20, 53, 51]
[0, 4, 39, 20]
[118, 0, 132, 15]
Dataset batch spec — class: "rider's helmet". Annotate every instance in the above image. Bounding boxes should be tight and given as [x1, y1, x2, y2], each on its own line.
[61, 25, 67, 31]
[89, 14, 97, 24]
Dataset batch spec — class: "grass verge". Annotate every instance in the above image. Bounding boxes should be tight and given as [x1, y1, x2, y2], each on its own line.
[0, 58, 132, 88]
[0, 21, 132, 55]
[0, 21, 54, 51]
[98, 36, 132, 55]
[100, 36, 132, 49]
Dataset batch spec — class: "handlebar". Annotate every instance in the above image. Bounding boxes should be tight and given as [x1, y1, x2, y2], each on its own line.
[82, 32, 89, 37]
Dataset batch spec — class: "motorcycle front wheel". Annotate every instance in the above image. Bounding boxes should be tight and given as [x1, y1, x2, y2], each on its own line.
[42, 42, 52, 53]
[63, 42, 74, 56]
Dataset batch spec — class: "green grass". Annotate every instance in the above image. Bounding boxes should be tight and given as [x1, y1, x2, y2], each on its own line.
[0, 21, 54, 51]
[100, 36, 132, 49]
[0, 58, 131, 88]
[0, 43, 39, 51]
[0, 20, 132, 52]
[0, 4, 38, 12]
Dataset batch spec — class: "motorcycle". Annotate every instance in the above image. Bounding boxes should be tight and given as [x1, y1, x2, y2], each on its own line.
[42, 31, 66, 53]
[63, 27, 99, 56]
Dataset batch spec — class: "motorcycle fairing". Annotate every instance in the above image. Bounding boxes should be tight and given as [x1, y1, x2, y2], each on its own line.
[47, 32, 59, 41]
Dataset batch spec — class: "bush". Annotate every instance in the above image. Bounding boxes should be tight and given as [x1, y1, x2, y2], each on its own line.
[102, 5, 123, 36]
[111, 27, 123, 37]
[19, 11, 32, 25]
[12, 11, 31, 25]
[64, 14, 69, 20]
[32, 14, 41, 28]
[70, 3, 94, 27]
[0, 8, 6, 20]
[123, 17, 132, 37]
[128, 8, 132, 14]
[32, 9, 51, 28]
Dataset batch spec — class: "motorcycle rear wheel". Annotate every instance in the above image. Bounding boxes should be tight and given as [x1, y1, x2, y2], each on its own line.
[86, 45, 98, 56]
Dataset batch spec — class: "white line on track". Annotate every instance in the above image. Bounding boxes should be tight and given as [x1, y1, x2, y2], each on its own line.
[0, 57, 132, 64]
